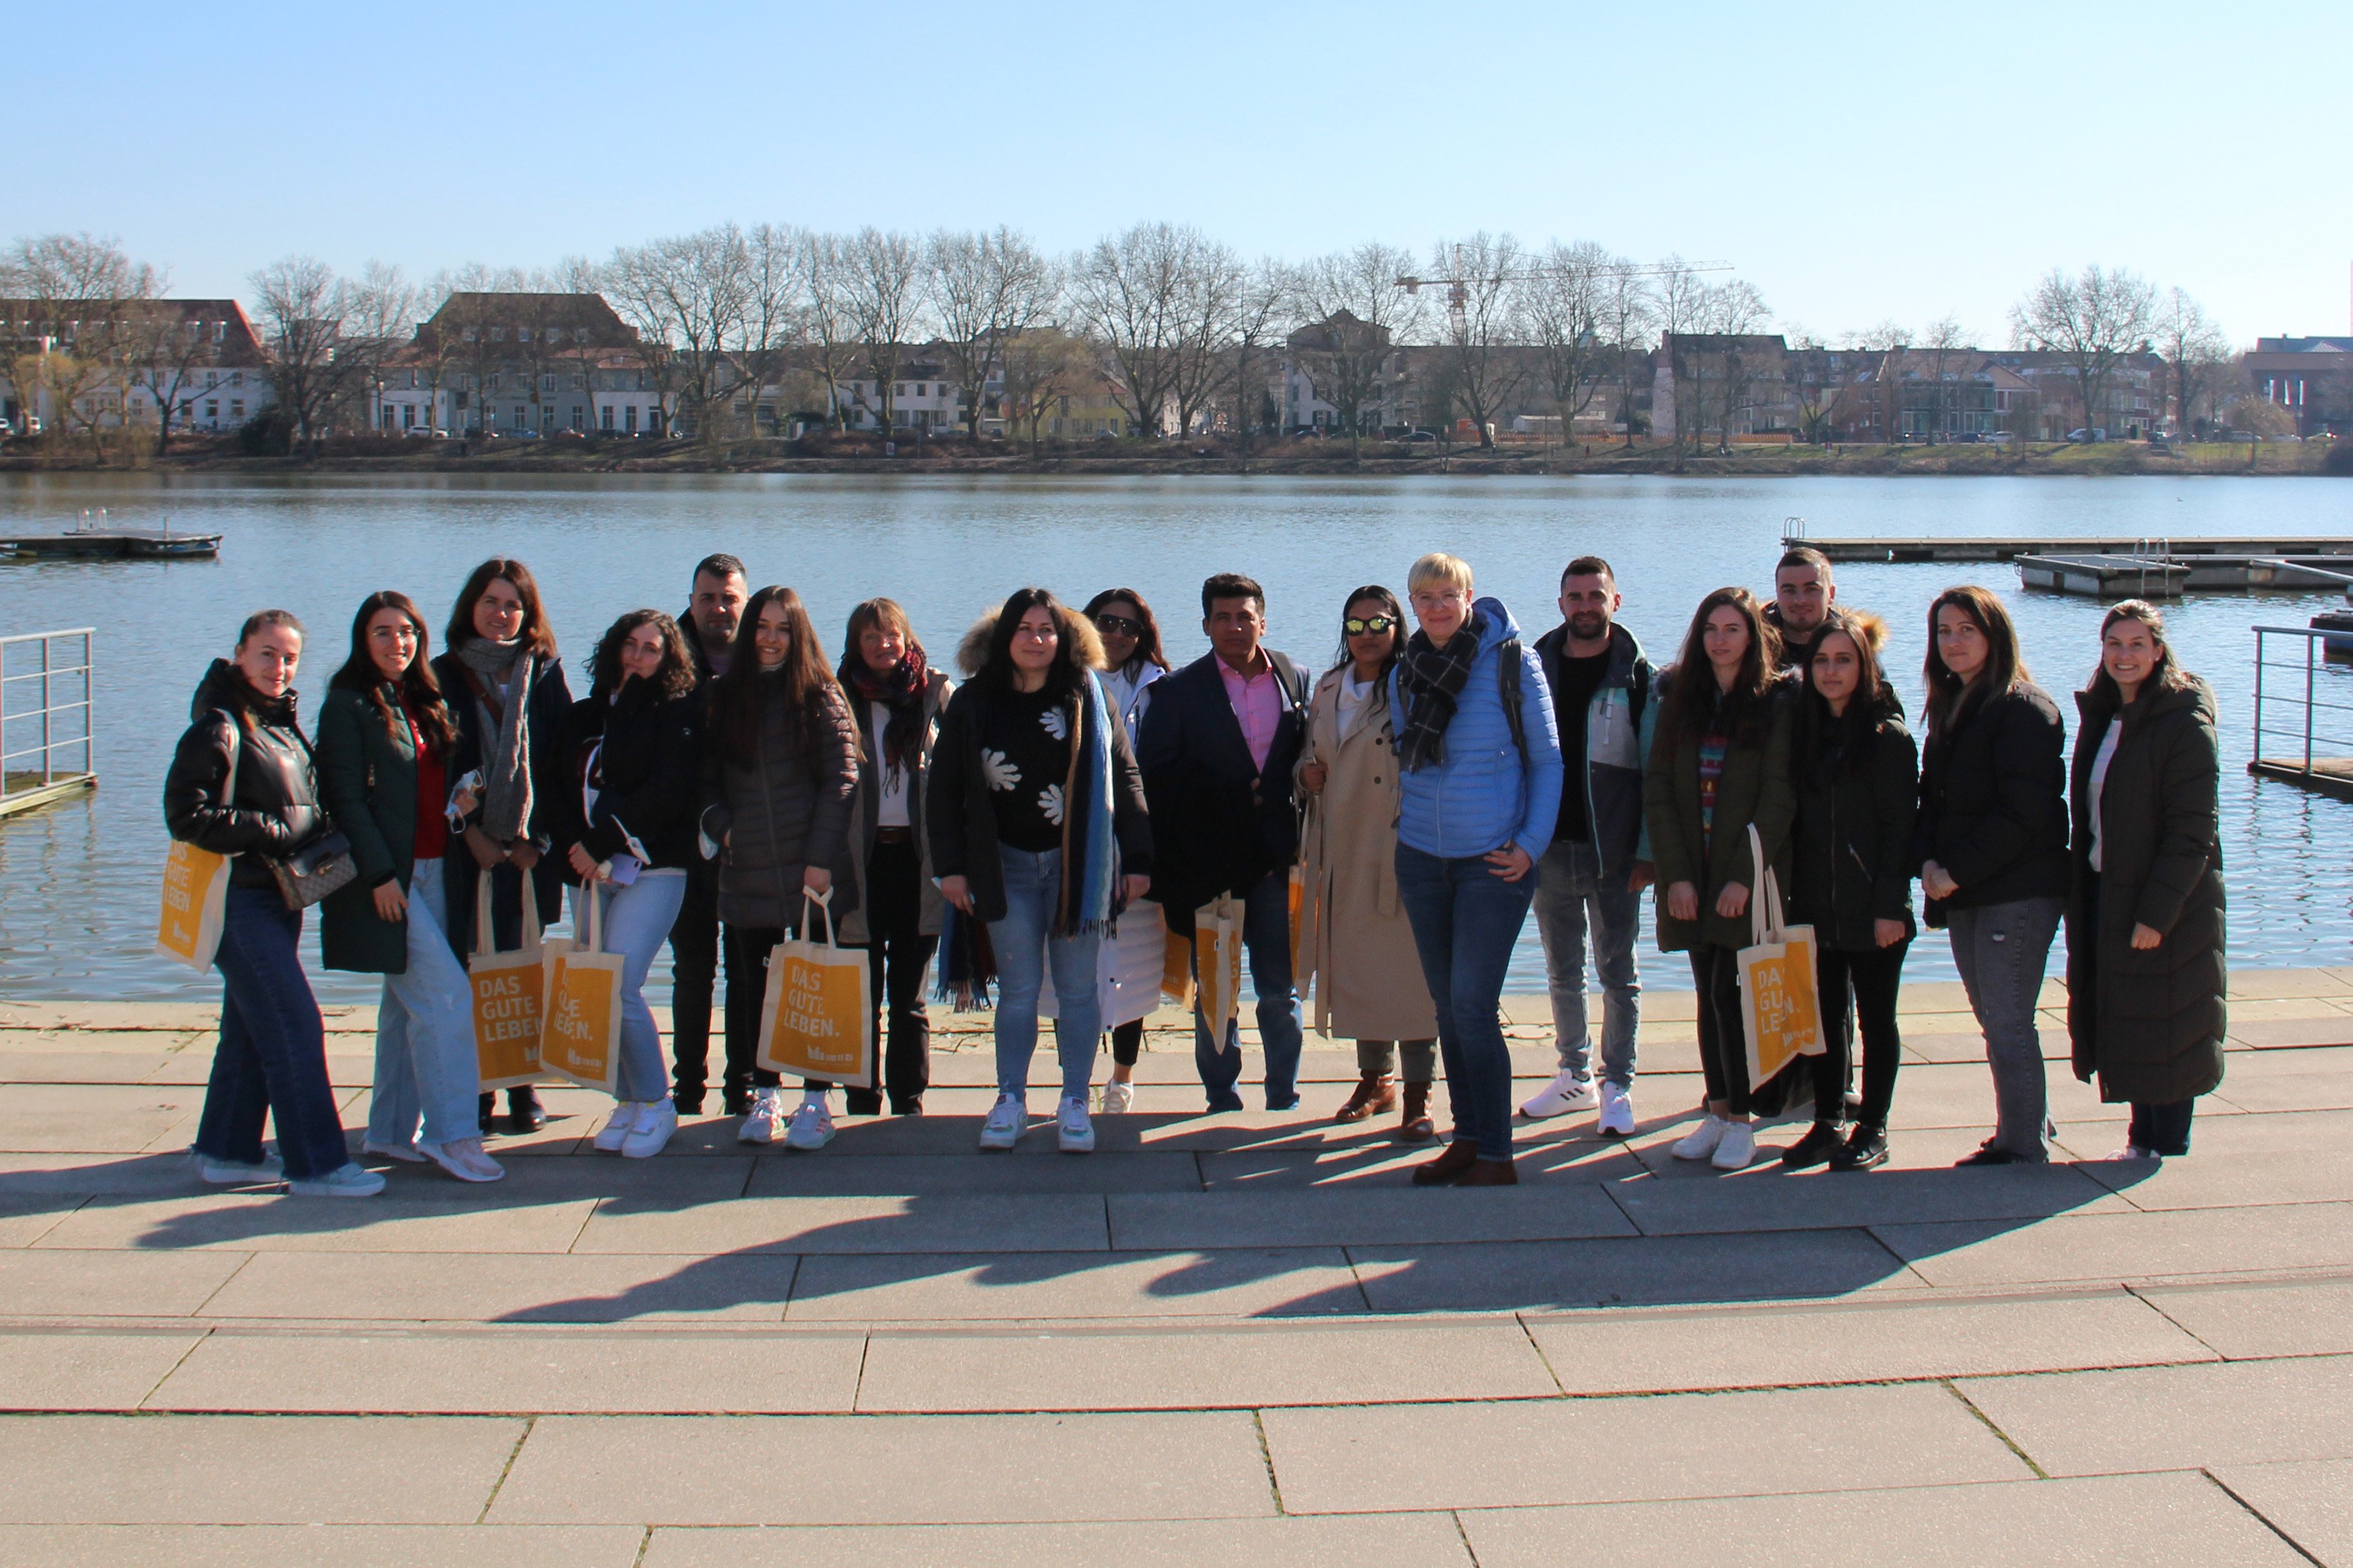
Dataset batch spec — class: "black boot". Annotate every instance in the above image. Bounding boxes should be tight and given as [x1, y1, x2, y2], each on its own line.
[1781, 1121, 1844, 1170]
[478, 1091, 496, 1136]
[507, 1085, 546, 1132]
[1831, 1124, 1889, 1171]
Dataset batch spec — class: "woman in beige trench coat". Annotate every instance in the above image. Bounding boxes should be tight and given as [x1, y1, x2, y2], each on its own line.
[1297, 585, 1443, 1141]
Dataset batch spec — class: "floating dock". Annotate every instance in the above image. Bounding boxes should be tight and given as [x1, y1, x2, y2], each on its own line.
[1790, 535, 2353, 564]
[2014, 553, 2353, 598]
[0, 771, 95, 819]
[0, 530, 220, 561]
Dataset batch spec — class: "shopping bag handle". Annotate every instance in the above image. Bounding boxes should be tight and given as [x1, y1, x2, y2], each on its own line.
[1746, 823, 1786, 946]
[475, 871, 545, 958]
[799, 883, 837, 950]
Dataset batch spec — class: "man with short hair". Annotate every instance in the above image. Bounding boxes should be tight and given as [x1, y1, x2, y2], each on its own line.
[1138, 573, 1311, 1112]
[1521, 556, 1656, 1134]
[670, 552, 748, 1113]
[1768, 546, 1835, 671]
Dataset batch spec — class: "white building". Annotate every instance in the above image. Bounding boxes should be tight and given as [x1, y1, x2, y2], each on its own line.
[0, 298, 274, 437]
[374, 292, 666, 437]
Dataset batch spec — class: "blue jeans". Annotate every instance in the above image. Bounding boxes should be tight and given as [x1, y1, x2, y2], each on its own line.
[571, 869, 689, 1104]
[368, 858, 481, 1147]
[1531, 838, 1642, 1086]
[197, 885, 350, 1179]
[989, 847, 1101, 1100]
[1192, 874, 1306, 1111]
[1395, 842, 1538, 1161]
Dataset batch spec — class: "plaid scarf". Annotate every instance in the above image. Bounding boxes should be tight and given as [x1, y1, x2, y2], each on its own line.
[837, 645, 931, 785]
[1394, 609, 1484, 773]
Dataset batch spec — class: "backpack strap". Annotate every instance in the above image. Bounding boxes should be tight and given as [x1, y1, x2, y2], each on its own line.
[1497, 637, 1528, 770]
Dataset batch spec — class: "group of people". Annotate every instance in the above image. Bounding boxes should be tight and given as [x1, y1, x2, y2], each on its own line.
[163, 542, 2227, 1197]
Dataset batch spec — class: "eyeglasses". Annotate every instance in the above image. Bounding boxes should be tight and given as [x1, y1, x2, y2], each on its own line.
[1094, 614, 1143, 638]
[1343, 616, 1396, 636]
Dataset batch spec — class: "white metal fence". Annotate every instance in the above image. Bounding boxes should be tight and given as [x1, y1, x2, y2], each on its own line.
[0, 628, 95, 811]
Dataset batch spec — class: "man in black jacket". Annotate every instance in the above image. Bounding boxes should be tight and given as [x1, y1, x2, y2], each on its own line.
[1138, 573, 1310, 1112]
[669, 552, 748, 1114]
[1767, 546, 1835, 671]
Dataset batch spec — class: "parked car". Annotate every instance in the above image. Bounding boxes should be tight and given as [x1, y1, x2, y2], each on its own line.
[2066, 427, 2108, 443]
[510, 428, 543, 441]
[402, 425, 448, 439]
[1403, 429, 1439, 444]
[1981, 431, 2014, 445]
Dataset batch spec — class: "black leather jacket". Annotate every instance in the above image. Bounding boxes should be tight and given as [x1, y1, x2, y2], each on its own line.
[163, 659, 328, 890]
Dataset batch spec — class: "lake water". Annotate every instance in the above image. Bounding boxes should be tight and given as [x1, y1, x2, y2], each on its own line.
[1, 471, 2348, 1005]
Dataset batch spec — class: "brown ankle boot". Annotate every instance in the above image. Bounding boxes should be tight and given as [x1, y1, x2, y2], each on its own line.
[1412, 1139, 1480, 1186]
[1396, 1082, 1435, 1143]
[1334, 1072, 1396, 1123]
[1456, 1157, 1519, 1186]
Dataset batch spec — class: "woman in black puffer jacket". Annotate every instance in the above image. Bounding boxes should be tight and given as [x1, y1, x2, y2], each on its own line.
[163, 610, 381, 1198]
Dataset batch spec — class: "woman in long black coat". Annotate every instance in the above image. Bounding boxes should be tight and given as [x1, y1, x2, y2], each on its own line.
[2065, 600, 2226, 1161]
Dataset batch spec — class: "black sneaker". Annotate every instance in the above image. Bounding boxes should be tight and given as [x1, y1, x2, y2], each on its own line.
[1830, 1124, 1888, 1171]
[1780, 1122, 1844, 1170]
[1954, 1143, 2023, 1167]
[672, 1091, 706, 1116]
[478, 1091, 497, 1137]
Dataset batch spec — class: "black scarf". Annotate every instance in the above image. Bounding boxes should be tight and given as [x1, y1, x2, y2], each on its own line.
[837, 647, 930, 784]
[1394, 610, 1483, 773]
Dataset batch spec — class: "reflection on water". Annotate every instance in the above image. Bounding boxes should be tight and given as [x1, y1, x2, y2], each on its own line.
[1, 470, 2347, 1003]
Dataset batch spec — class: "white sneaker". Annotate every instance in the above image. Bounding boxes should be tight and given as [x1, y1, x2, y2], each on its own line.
[1058, 1095, 1096, 1153]
[1712, 1121, 1757, 1170]
[360, 1137, 428, 1164]
[1520, 1068, 1599, 1119]
[285, 1161, 386, 1198]
[785, 1094, 836, 1151]
[593, 1102, 641, 1153]
[622, 1100, 677, 1159]
[980, 1093, 1027, 1150]
[739, 1087, 785, 1144]
[417, 1137, 505, 1183]
[1101, 1079, 1135, 1114]
[2106, 1143, 2162, 1162]
[1671, 1114, 1729, 1161]
[192, 1149, 284, 1184]
[1597, 1081, 1636, 1137]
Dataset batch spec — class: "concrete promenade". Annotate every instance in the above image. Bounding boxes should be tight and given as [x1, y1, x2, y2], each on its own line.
[0, 968, 2348, 1565]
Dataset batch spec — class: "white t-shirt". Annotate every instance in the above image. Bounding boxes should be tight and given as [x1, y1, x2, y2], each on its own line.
[2088, 717, 2122, 873]
[871, 701, 910, 827]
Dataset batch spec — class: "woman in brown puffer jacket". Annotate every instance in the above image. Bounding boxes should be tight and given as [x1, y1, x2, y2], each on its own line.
[2065, 599, 2226, 1162]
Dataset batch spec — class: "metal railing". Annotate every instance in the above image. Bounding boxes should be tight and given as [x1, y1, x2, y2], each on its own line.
[2251, 625, 2353, 780]
[0, 628, 95, 809]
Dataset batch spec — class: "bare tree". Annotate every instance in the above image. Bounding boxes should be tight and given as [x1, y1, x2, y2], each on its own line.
[3, 233, 159, 460]
[2009, 265, 2157, 442]
[996, 325, 1092, 456]
[1164, 238, 1244, 439]
[794, 232, 861, 433]
[1595, 266, 1653, 447]
[1914, 314, 1968, 443]
[1429, 232, 1528, 449]
[926, 227, 1055, 440]
[1291, 241, 1421, 460]
[249, 255, 354, 454]
[608, 231, 762, 440]
[1521, 240, 1614, 451]
[1226, 257, 1295, 457]
[333, 260, 422, 436]
[1069, 222, 1201, 439]
[1702, 279, 1772, 454]
[842, 228, 923, 434]
[2154, 286, 2231, 440]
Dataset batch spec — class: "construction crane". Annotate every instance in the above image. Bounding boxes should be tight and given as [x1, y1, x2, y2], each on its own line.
[1397, 255, 1734, 337]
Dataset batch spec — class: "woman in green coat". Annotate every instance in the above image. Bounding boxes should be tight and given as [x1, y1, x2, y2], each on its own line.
[1642, 586, 1797, 1173]
[317, 591, 503, 1184]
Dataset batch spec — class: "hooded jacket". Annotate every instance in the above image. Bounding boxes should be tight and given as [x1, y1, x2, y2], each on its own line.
[163, 659, 328, 891]
[1789, 693, 1919, 951]
[554, 676, 704, 878]
[701, 672, 861, 932]
[1912, 679, 2070, 927]
[1643, 668, 1798, 952]
[314, 678, 446, 973]
[1532, 618, 1654, 879]
[1388, 596, 1564, 862]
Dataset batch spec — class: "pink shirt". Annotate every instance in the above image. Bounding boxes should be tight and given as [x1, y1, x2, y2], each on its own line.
[1218, 653, 1282, 773]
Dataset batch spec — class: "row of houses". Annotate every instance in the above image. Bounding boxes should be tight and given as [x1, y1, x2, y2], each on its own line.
[0, 300, 276, 437]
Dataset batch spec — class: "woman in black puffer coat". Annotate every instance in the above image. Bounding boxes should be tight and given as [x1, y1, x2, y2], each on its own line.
[2065, 600, 2225, 1161]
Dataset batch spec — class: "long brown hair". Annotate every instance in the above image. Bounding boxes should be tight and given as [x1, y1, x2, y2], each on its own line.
[712, 585, 840, 770]
[2087, 598, 2192, 706]
[329, 591, 458, 756]
[1922, 585, 2025, 734]
[590, 610, 697, 701]
[1800, 607, 1898, 775]
[1661, 586, 1782, 744]
[446, 556, 558, 657]
[1083, 587, 1170, 673]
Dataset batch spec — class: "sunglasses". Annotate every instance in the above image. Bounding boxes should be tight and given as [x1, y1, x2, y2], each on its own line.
[1093, 614, 1144, 638]
[1343, 615, 1397, 636]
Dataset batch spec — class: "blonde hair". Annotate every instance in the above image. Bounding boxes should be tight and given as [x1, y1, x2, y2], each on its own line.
[1407, 552, 1474, 596]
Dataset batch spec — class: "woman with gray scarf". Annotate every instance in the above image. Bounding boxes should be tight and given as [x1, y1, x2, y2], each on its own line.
[433, 557, 574, 1136]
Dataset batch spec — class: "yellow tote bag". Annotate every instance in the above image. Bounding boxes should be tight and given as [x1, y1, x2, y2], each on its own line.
[1737, 824, 1827, 1091]
[541, 884, 625, 1095]
[157, 722, 238, 968]
[756, 888, 873, 1085]
[472, 878, 547, 1091]
[1191, 895, 1246, 1030]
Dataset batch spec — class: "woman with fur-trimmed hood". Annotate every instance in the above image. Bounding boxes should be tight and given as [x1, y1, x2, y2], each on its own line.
[927, 589, 1154, 1155]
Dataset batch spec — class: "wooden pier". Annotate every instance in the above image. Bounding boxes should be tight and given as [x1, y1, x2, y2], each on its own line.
[1788, 534, 2353, 564]
[0, 530, 220, 561]
[2250, 757, 2353, 802]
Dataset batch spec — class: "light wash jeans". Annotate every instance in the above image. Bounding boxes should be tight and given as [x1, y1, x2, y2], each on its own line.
[369, 858, 484, 1149]
[1948, 895, 2063, 1161]
[571, 868, 689, 1105]
[1531, 837, 1642, 1087]
[989, 846, 1101, 1101]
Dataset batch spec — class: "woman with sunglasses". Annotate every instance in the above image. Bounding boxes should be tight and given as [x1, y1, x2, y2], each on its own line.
[1082, 589, 1172, 1111]
[1298, 587, 1441, 1141]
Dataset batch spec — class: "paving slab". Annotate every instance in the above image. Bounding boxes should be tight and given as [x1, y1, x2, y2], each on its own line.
[1262, 1381, 2029, 1513]
[2139, 1276, 2353, 1360]
[787, 1247, 1367, 1321]
[2210, 1047, 2353, 1112]
[856, 1318, 1556, 1411]
[1605, 1159, 2126, 1236]
[2209, 1459, 2353, 1567]
[0, 1248, 249, 1316]
[1525, 1288, 2215, 1393]
[1106, 1185, 1637, 1251]
[1460, 1471, 2307, 1567]
[0, 1196, 80, 1247]
[0, 1525, 647, 1568]
[1193, 1137, 1649, 1189]
[1874, 1200, 2353, 1288]
[2228, 967, 2353, 1000]
[34, 1194, 600, 1253]
[1956, 1354, 2353, 1475]
[0, 1151, 262, 1197]
[0, 1049, 180, 1085]
[744, 1151, 1203, 1196]
[362, 1154, 758, 1206]
[0, 1083, 211, 1154]
[489, 1411, 1273, 1524]
[571, 1194, 1108, 1256]
[642, 1514, 1475, 1567]
[2079, 1141, 2353, 1212]
[1349, 1227, 1913, 1312]
[0, 1413, 524, 1522]
[147, 1325, 866, 1413]
[196, 1249, 799, 1324]
[2229, 1017, 2353, 1048]
[0, 1328, 205, 1409]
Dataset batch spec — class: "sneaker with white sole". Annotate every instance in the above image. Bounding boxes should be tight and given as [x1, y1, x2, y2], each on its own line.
[1712, 1121, 1757, 1170]
[192, 1149, 284, 1184]
[1671, 1114, 1729, 1161]
[360, 1137, 428, 1163]
[1519, 1068, 1599, 1120]
[1058, 1095, 1096, 1153]
[417, 1137, 505, 1183]
[593, 1102, 642, 1153]
[285, 1161, 386, 1198]
[979, 1093, 1027, 1150]
[1101, 1079, 1135, 1114]
[2106, 1143, 2162, 1162]
[785, 1094, 836, 1151]
[1597, 1081, 1636, 1137]
[622, 1099, 677, 1159]
[738, 1087, 785, 1144]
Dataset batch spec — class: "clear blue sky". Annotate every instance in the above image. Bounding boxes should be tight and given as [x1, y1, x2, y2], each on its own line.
[11, 1, 2349, 345]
